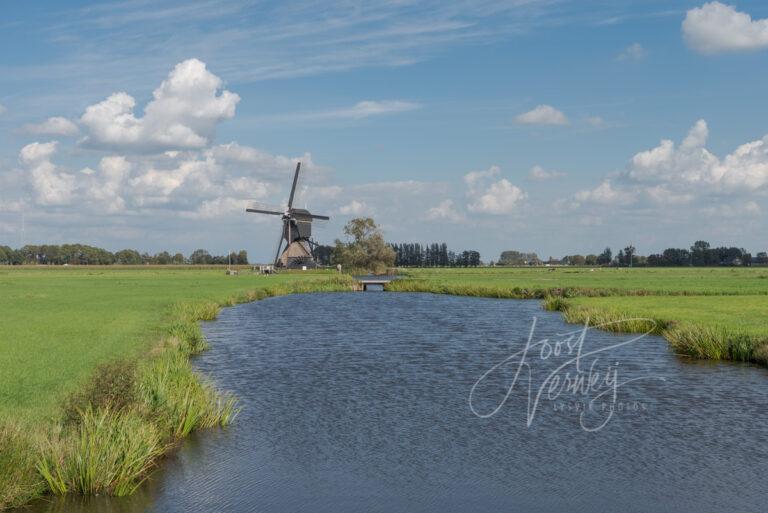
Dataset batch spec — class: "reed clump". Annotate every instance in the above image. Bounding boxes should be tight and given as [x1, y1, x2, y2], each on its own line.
[137, 352, 238, 439]
[664, 324, 765, 363]
[37, 407, 163, 497]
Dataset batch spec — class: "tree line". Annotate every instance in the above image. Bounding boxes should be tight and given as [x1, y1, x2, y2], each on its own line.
[389, 242, 481, 267]
[500, 241, 766, 267]
[0, 244, 249, 266]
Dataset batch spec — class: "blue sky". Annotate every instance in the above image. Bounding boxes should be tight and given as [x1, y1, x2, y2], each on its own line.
[1, 0, 768, 262]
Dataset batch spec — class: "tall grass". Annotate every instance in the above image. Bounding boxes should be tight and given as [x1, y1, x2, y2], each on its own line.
[665, 324, 764, 363]
[0, 424, 45, 509]
[37, 407, 163, 496]
[138, 352, 238, 439]
[543, 295, 768, 365]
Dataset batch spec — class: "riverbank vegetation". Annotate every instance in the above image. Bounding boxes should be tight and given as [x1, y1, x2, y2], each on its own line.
[0, 269, 353, 509]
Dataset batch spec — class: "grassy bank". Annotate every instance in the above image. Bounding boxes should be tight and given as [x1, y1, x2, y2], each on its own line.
[0, 269, 353, 509]
[389, 267, 768, 366]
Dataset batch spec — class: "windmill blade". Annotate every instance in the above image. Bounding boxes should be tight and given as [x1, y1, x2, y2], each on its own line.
[287, 162, 301, 209]
[246, 208, 283, 216]
[307, 214, 330, 220]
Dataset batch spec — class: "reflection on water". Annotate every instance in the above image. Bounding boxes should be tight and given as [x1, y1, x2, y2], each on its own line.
[24, 293, 768, 513]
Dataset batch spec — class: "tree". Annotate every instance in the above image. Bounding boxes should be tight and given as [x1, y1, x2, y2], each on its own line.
[585, 254, 598, 266]
[597, 247, 612, 265]
[155, 251, 172, 265]
[567, 254, 586, 266]
[623, 245, 636, 267]
[189, 249, 212, 265]
[662, 247, 690, 266]
[690, 240, 710, 266]
[332, 217, 395, 273]
[499, 250, 539, 266]
[756, 252, 768, 265]
[172, 253, 185, 264]
[115, 249, 142, 265]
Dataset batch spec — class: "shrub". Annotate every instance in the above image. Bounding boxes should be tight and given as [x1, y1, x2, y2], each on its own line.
[62, 361, 137, 425]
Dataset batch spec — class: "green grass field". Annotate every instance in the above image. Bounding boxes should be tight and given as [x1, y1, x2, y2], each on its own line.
[407, 266, 768, 295]
[0, 267, 338, 424]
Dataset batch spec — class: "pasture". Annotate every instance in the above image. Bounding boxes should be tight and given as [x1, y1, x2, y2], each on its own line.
[0, 267, 338, 424]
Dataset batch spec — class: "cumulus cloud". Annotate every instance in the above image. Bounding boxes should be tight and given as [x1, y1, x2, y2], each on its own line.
[15, 136, 302, 219]
[425, 199, 465, 222]
[85, 156, 131, 212]
[20, 141, 77, 206]
[464, 165, 526, 214]
[571, 119, 768, 210]
[79, 58, 240, 152]
[515, 104, 568, 126]
[617, 42, 647, 60]
[528, 165, 565, 181]
[23, 117, 79, 136]
[683, 2, 768, 54]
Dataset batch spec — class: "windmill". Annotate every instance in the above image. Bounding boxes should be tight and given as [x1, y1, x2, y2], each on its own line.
[246, 162, 330, 268]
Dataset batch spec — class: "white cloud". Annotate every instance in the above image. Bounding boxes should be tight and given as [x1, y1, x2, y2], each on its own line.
[570, 119, 768, 211]
[528, 165, 565, 181]
[20, 141, 77, 206]
[700, 200, 760, 218]
[575, 180, 636, 206]
[80, 58, 240, 152]
[515, 104, 568, 126]
[683, 2, 768, 54]
[23, 117, 79, 136]
[617, 42, 647, 60]
[270, 100, 421, 122]
[14, 135, 310, 220]
[426, 199, 465, 223]
[464, 165, 527, 214]
[204, 143, 321, 183]
[0, 103, 6, 115]
[339, 200, 367, 215]
[85, 156, 131, 212]
[626, 119, 768, 192]
[463, 165, 501, 188]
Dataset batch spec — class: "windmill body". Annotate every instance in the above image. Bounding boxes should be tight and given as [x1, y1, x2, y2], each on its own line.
[246, 163, 330, 268]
